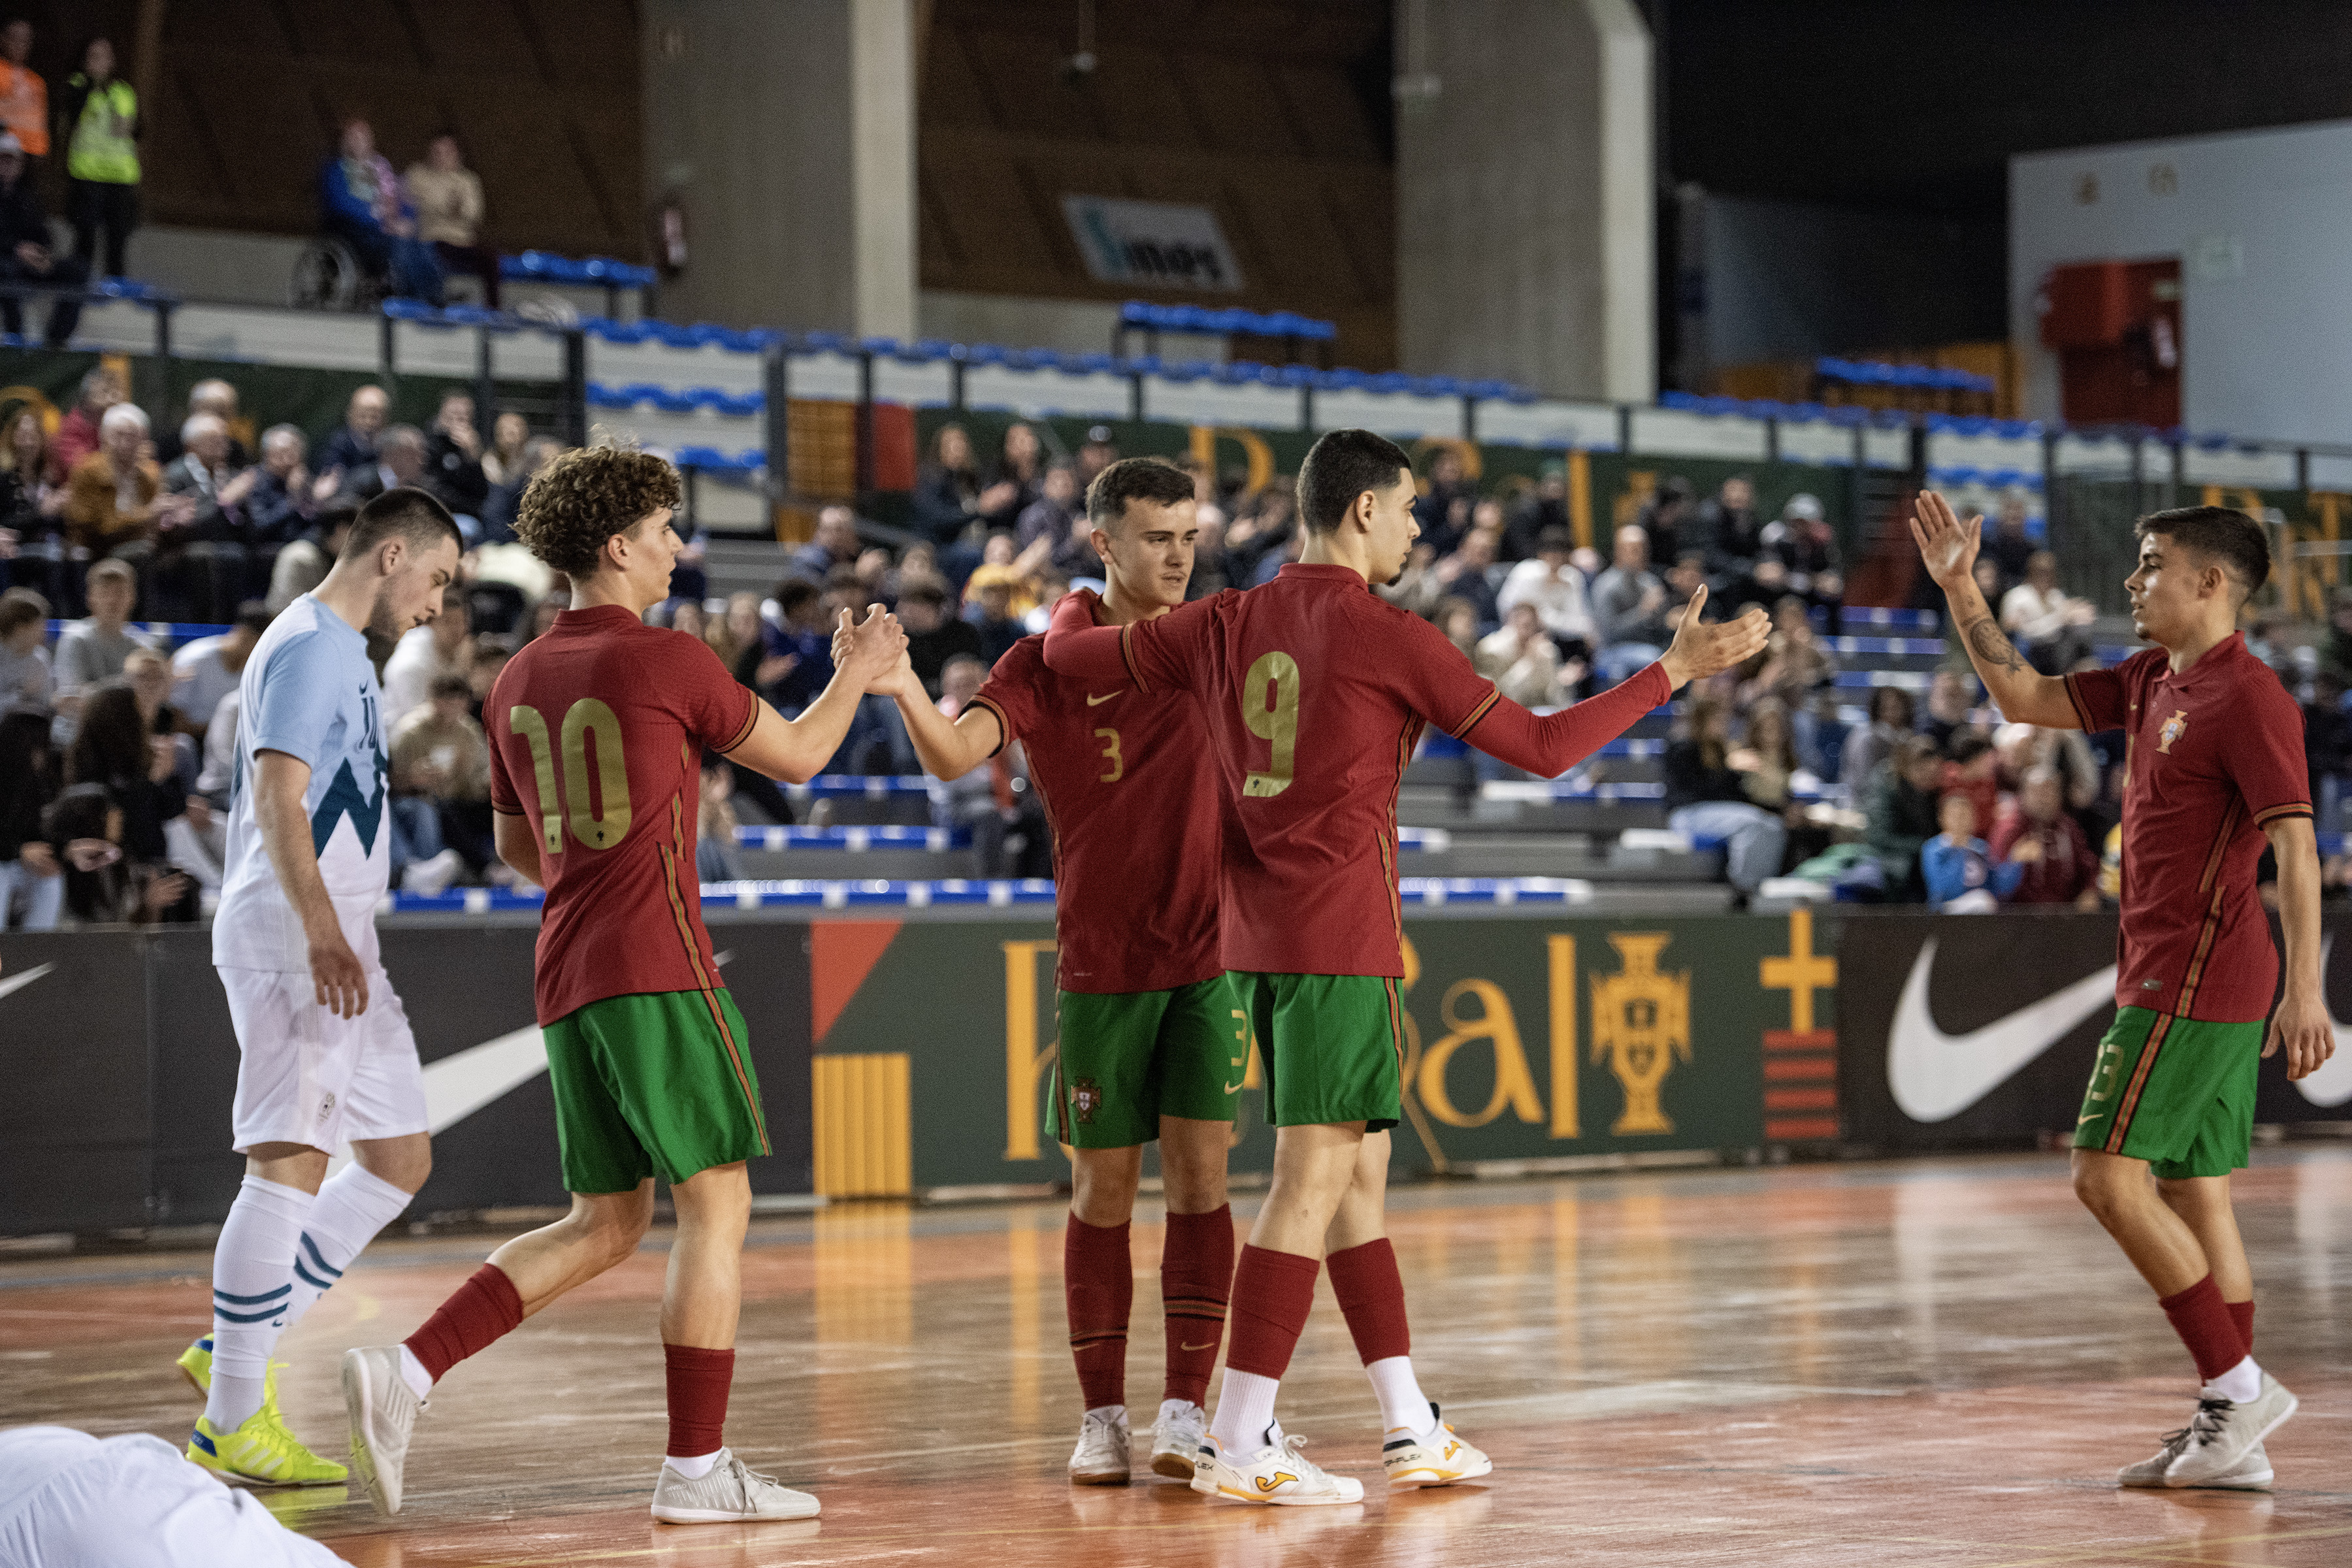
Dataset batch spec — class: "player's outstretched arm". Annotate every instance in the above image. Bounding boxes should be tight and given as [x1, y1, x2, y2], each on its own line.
[727, 606, 907, 783]
[1909, 491, 2078, 728]
[878, 653, 1004, 779]
[252, 749, 368, 1019]
[2264, 815, 2335, 1080]
[1039, 588, 1131, 686]
[1657, 583, 1771, 693]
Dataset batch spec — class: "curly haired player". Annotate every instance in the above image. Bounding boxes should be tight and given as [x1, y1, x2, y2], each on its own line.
[340, 446, 905, 1524]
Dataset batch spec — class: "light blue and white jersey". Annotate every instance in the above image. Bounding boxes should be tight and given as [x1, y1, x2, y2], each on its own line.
[212, 595, 391, 972]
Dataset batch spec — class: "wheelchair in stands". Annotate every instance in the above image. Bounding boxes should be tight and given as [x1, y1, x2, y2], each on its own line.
[287, 234, 387, 311]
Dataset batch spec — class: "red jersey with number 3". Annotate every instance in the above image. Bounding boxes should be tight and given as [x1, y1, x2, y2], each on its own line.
[972, 630, 1222, 994]
[2063, 632, 2309, 1022]
[485, 605, 757, 1024]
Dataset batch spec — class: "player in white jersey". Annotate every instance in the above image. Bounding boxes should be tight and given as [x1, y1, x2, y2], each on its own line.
[177, 488, 463, 1486]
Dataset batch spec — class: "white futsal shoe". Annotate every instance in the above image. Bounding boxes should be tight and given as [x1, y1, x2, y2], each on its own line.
[2118, 1424, 2271, 1491]
[1068, 1406, 1131, 1485]
[650, 1449, 821, 1523]
[1381, 1403, 1494, 1487]
[1150, 1399, 1209, 1479]
[2164, 1377, 2297, 1488]
[341, 1345, 424, 1517]
[1190, 1422, 1364, 1506]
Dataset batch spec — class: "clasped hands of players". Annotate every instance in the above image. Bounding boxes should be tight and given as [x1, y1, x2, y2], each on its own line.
[829, 604, 909, 691]
[1658, 583, 1772, 690]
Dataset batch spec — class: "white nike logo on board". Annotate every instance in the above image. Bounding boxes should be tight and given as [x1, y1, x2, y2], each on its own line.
[0, 962, 55, 1003]
[1887, 938, 2116, 1122]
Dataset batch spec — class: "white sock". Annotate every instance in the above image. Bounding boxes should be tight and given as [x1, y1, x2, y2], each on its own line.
[1367, 1355, 1437, 1437]
[1207, 1368, 1280, 1455]
[396, 1343, 434, 1402]
[203, 1175, 314, 1430]
[279, 1164, 413, 1335]
[665, 1448, 722, 1479]
[2205, 1354, 2262, 1405]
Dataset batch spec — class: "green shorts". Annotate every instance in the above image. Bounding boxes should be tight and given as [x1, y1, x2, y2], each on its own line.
[1226, 971, 1404, 1132]
[542, 988, 770, 1193]
[2072, 1005, 2262, 1179]
[1047, 975, 1241, 1149]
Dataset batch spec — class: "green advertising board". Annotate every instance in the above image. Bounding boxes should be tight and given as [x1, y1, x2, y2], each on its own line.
[808, 911, 1838, 1196]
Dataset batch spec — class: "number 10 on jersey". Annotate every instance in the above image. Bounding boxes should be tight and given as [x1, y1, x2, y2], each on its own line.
[510, 699, 634, 853]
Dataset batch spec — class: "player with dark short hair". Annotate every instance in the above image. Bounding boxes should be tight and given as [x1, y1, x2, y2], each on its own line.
[340, 445, 906, 1524]
[871, 455, 1240, 1484]
[1913, 493, 2327, 1490]
[1043, 429, 1770, 1503]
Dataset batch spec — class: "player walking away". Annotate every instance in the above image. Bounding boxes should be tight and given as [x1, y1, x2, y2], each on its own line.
[339, 448, 906, 1524]
[182, 488, 462, 1485]
[877, 458, 1238, 1485]
[1043, 430, 1769, 1505]
[1912, 492, 2330, 1489]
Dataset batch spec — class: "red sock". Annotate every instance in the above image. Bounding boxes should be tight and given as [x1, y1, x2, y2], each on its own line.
[1224, 1245, 1319, 1380]
[2227, 1298, 2254, 1356]
[1326, 1237, 1411, 1365]
[403, 1264, 523, 1383]
[1064, 1216, 1132, 1410]
[1160, 1206, 1234, 1407]
[2157, 1274, 2247, 1382]
[664, 1344, 734, 1458]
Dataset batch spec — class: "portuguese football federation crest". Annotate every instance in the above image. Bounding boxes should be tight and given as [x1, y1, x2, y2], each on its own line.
[1590, 933, 1691, 1135]
[2157, 709, 2187, 753]
[1070, 1077, 1102, 1124]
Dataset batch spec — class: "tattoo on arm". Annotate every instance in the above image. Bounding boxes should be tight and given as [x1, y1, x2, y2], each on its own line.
[1963, 615, 2029, 676]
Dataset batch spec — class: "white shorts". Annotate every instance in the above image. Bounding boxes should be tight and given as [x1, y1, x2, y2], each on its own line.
[219, 965, 428, 1154]
[0, 1427, 344, 1567]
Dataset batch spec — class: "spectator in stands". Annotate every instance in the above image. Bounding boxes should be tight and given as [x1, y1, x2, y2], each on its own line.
[1863, 735, 1947, 902]
[1426, 524, 1502, 629]
[481, 412, 531, 487]
[267, 500, 354, 612]
[392, 669, 492, 877]
[157, 412, 256, 623]
[1077, 425, 1119, 492]
[341, 423, 430, 508]
[65, 678, 191, 920]
[2000, 550, 2096, 674]
[1761, 493, 1842, 623]
[983, 422, 1044, 530]
[1991, 765, 2099, 908]
[52, 557, 150, 723]
[46, 365, 121, 486]
[1413, 446, 1473, 555]
[1985, 489, 2038, 595]
[2306, 667, 2352, 828]
[0, 20, 45, 164]
[1918, 668, 1976, 753]
[315, 384, 391, 491]
[319, 116, 442, 304]
[696, 762, 743, 882]
[1250, 523, 1304, 587]
[465, 634, 510, 720]
[1734, 696, 1805, 811]
[0, 586, 48, 715]
[154, 380, 248, 468]
[1016, 463, 1090, 577]
[1503, 461, 1570, 562]
[42, 779, 185, 924]
[0, 706, 59, 928]
[421, 390, 489, 523]
[1739, 596, 1838, 718]
[789, 504, 860, 583]
[1186, 506, 1231, 598]
[383, 582, 468, 728]
[931, 651, 1051, 878]
[1840, 685, 1914, 807]
[1497, 526, 1596, 670]
[1922, 791, 2019, 913]
[406, 133, 495, 308]
[1940, 729, 2002, 837]
[65, 403, 184, 573]
[1476, 602, 1567, 708]
[1433, 597, 1480, 664]
[966, 565, 1027, 665]
[1635, 476, 1693, 574]
[1662, 550, 1706, 628]
[1225, 485, 1296, 586]
[0, 131, 83, 346]
[58, 39, 138, 279]
[1590, 524, 1671, 686]
[481, 433, 557, 544]
[0, 408, 65, 600]
[1701, 474, 1786, 603]
[244, 424, 314, 546]
[900, 578, 980, 698]
[1379, 541, 1444, 621]
[913, 423, 1011, 546]
[1664, 693, 1786, 902]
[170, 601, 269, 743]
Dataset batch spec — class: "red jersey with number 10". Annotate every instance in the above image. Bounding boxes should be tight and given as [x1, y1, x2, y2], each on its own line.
[970, 628, 1222, 995]
[485, 605, 757, 1024]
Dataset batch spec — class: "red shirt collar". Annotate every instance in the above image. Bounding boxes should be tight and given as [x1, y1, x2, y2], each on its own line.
[1275, 563, 1371, 589]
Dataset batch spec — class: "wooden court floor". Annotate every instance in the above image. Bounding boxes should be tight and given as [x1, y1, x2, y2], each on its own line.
[5, 1149, 2350, 1567]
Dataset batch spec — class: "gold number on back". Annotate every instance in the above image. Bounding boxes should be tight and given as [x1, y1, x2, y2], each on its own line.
[507, 698, 634, 852]
[1241, 651, 1299, 797]
[1094, 727, 1124, 783]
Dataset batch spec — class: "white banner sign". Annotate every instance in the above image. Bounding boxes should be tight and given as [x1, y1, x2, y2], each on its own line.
[1062, 195, 1245, 293]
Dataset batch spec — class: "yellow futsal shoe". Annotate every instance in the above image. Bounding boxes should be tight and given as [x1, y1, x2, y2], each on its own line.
[189, 1400, 348, 1486]
[176, 1334, 214, 1396]
[1381, 1403, 1492, 1488]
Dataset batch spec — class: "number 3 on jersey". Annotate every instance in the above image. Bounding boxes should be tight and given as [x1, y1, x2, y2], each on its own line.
[510, 700, 633, 853]
[1243, 651, 1299, 797]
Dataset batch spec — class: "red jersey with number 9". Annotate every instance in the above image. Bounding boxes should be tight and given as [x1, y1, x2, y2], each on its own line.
[485, 605, 757, 1024]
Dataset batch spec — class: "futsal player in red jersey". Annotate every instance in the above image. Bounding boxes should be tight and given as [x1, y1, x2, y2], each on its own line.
[1043, 429, 1771, 1504]
[340, 447, 906, 1523]
[1913, 491, 2329, 1490]
[877, 457, 1237, 1486]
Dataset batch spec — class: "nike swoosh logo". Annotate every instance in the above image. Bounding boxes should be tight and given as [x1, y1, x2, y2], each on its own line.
[1181, 1341, 1217, 1352]
[2296, 936, 2352, 1109]
[1086, 692, 1117, 706]
[1223, 1082, 1243, 1094]
[0, 962, 54, 1004]
[1887, 937, 2116, 1122]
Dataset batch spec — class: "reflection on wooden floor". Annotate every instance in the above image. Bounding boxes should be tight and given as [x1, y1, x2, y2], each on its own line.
[5, 1150, 2351, 1566]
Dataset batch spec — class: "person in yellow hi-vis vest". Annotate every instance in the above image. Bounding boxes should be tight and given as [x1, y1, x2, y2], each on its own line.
[58, 37, 138, 278]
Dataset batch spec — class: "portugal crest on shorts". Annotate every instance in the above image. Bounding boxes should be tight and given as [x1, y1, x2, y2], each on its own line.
[2157, 709, 2188, 753]
[1070, 1077, 1102, 1124]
